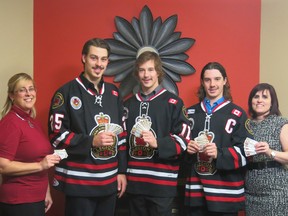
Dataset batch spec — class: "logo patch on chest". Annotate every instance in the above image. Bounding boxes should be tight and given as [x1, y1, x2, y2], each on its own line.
[70, 96, 82, 110]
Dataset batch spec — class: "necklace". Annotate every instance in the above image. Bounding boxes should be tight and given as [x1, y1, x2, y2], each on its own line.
[14, 112, 34, 128]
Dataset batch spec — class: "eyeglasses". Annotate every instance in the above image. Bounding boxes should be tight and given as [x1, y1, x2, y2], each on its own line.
[14, 87, 36, 95]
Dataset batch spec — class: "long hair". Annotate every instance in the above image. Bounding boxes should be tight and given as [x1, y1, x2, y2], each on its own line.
[134, 51, 164, 83]
[197, 62, 232, 102]
[248, 83, 281, 119]
[1, 73, 36, 119]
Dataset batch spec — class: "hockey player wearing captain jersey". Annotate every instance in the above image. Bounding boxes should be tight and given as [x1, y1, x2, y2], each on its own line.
[184, 62, 253, 216]
[48, 38, 127, 216]
[123, 51, 191, 216]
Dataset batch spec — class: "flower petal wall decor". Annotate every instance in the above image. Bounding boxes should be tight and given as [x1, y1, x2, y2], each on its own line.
[105, 5, 195, 98]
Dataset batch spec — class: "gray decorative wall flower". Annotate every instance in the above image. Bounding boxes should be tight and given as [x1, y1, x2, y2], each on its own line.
[105, 5, 195, 98]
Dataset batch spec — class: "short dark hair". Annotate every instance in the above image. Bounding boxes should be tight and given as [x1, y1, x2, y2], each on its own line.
[82, 38, 111, 57]
[248, 83, 281, 119]
[197, 62, 232, 102]
[134, 51, 164, 83]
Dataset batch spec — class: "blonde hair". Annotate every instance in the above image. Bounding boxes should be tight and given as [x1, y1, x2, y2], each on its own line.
[1, 73, 36, 119]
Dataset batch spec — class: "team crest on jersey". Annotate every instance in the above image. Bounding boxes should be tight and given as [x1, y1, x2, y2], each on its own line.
[90, 112, 117, 160]
[52, 92, 64, 109]
[129, 116, 156, 159]
[245, 119, 254, 135]
[182, 106, 189, 120]
[194, 131, 217, 175]
[70, 96, 82, 110]
[129, 129, 156, 159]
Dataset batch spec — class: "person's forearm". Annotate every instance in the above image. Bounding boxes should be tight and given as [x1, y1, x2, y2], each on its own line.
[0, 160, 43, 176]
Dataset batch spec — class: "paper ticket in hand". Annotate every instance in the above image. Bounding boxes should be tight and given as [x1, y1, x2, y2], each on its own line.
[131, 119, 152, 138]
[244, 137, 258, 157]
[54, 149, 68, 159]
[194, 134, 209, 152]
[104, 123, 123, 135]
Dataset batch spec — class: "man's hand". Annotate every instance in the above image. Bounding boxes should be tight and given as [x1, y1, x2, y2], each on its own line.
[142, 131, 157, 148]
[204, 142, 218, 159]
[117, 174, 127, 198]
[92, 132, 115, 147]
[187, 140, 200, 154]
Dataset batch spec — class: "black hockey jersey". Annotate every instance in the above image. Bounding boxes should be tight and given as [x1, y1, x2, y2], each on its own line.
[184, 100, 253, 212]
[48, 73, 126, 197]
[124, 88, 191, 197]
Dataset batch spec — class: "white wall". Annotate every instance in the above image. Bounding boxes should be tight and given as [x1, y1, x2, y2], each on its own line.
[0, 0, 33, 111]
[0, 0, 32, 184]
[261, 0, 288, 117]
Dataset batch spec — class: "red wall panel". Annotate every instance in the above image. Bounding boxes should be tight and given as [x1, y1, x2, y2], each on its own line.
[34, 1, 260, 215]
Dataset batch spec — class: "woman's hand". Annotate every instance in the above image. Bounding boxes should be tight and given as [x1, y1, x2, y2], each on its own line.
[254, 141, 270, 156]
[40, 154, 61, 171]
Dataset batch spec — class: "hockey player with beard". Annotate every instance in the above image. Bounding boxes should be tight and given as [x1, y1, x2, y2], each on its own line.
[48, 38, 127, 216]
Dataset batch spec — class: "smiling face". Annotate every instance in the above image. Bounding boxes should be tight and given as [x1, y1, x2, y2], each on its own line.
[137, 59, 160, 95]
[82, 46, 109, 85]
[10, 79, 36, 113]
[251, 89, 271, 120]
[202, 69, 227, 103]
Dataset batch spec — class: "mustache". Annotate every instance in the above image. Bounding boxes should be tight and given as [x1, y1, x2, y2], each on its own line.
[93, 65, 105, 70]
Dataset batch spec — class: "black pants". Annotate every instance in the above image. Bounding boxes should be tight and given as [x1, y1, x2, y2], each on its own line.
[184, 206, 238, 216]
[0, 201, 45, 216]
[128, 194, 174, 216]
[65, 194, 117, 216]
